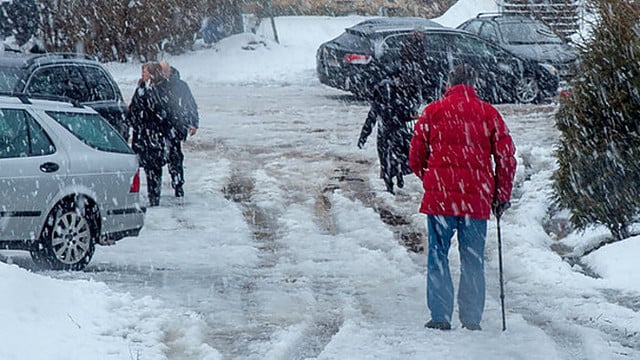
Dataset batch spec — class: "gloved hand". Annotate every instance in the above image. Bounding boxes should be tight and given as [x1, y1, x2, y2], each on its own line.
[357, 137, 366, 149]
[492, 201, 511, 219]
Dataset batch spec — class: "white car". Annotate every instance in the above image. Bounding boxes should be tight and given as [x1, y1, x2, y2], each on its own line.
[0, 94, 145, 270]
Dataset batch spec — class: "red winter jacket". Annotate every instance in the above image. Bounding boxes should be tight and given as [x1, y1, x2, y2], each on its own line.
[409, 84, 517, 220]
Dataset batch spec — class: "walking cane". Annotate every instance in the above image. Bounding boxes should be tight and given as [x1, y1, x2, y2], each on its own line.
[497, 215, 507, 331]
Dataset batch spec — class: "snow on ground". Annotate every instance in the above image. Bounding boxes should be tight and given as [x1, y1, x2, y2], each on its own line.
[1, 0, 640, 359]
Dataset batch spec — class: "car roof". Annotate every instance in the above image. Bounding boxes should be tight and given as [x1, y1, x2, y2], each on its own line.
[0, 52, 101, 69]
[347, 17, 443, 34]
[0, 92, 91, 110]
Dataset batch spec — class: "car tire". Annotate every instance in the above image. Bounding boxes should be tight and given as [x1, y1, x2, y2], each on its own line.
[515, 76, 540, 104]
[31, 197, 97, 271]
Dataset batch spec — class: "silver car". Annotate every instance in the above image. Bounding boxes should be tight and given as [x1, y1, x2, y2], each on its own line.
[0, 94, 145, 270]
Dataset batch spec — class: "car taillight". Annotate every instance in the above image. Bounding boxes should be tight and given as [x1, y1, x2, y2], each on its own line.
[130, 170, 140, 193]
[343, 53, 372, 65]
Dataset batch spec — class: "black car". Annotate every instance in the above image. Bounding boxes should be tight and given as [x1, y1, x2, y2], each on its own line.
[457, 13, 578, 82]
[316, 17, 441, 99]
[0, 52, 129, 137]
[316, 17, 559, 104]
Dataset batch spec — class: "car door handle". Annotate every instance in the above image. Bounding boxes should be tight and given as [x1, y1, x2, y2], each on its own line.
[40, 162, 60, 173]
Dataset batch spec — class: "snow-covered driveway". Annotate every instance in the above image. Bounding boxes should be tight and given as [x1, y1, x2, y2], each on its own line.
[28, 82, 634, 359]
[3, 10, 640, 358]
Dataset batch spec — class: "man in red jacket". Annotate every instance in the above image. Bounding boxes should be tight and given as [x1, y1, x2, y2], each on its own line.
[409, 64, 517, 331]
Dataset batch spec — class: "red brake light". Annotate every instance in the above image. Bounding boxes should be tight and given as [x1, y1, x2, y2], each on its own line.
[343, 53, 372, 64]
[130, 170, 140, 193]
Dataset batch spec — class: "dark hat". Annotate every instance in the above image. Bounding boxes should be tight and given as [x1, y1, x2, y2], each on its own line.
[448, 63, 477, 86]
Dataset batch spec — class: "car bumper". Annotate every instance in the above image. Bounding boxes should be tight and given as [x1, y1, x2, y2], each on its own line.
[100, 205, 145, 243]
[316, 57, 375, 96]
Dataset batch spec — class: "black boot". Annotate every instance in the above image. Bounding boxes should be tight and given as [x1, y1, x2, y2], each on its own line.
[461, 323, 482, 331]
[148, 196, 160, 207]
[425, 320, 451, 330]
[385, 185, 395, 195]
[384, 178, 395, 194]
[174, 185, 184, 197]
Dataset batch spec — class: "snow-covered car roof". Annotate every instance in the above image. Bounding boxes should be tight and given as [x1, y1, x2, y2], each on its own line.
[347, 17, 443, 35]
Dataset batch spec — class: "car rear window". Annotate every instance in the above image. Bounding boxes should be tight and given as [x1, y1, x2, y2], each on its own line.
[335, 31, 371, 51]
[46, 111, 132, 154]
[0, 66, 26, 92]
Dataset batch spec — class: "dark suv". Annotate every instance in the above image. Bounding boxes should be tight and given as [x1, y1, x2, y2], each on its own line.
[457, 14, 578, 82]
[0, 52, 128, 137]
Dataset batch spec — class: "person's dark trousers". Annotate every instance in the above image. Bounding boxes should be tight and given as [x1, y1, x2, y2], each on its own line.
[144, 165, 163, 206]
[167, 137, 185, 196]
[426, 215, 487, 326]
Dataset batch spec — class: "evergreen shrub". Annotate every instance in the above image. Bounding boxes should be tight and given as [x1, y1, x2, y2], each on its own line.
[552, 0, 640, 240]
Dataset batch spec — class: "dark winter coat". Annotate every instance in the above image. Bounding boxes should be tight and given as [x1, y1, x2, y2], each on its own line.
[409, 84, 517, 220]
[359, 73, 421, 188]
[159, 67, 199, 141]
[127, 84, 167, 169]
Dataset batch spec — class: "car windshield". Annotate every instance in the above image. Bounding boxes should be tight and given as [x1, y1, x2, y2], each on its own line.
[501, 22, 564, 45]
[0, 66, 26, 92]
[46, 111, 132, 154]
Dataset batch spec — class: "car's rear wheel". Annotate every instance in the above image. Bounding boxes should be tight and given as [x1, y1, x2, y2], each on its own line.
[31, 197, 97, 270]
[515, 76, 540, 104]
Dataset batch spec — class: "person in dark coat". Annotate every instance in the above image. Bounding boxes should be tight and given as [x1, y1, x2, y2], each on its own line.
[127, 62, 169, 207]
[357, 70, 422, 194]
[357, 32, 426, 194]
[159, 61, 199, 198]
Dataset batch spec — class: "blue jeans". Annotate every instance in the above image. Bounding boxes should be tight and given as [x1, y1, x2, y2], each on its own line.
[426, 215, 487, 325]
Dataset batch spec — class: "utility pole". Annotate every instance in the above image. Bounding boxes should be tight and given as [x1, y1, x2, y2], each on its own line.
[265, 0, 279, 44]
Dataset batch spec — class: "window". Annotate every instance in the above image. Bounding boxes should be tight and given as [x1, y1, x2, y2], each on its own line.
[81, 66, 116, 102]
[0, 108, 54, 158]
[336, 31, 371, 51]
[382, 34, 409, 53]
[0, 66, 26, 92]
[500, 22, 563, 45]
[26, 65, 89, 101]
[423, 34, 447, 53]
[450, 34, 489, 56]
[479, 23, 500, 43]
[461, 20, 482, 35]
[379, 33, 406, 61]
[46, 111, 132, 154]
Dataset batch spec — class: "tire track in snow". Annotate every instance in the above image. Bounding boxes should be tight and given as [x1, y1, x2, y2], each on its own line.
[214, 149, 427, 359]
[214, 153, 347, 359]
[317, 156, 427, 253]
